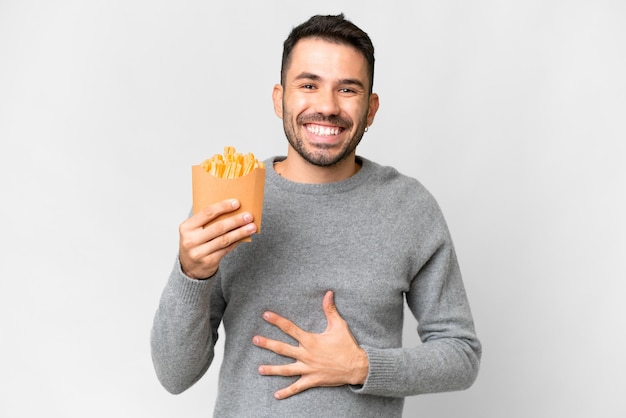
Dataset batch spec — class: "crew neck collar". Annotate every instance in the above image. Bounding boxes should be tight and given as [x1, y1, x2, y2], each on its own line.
[266, 156, 374, 195]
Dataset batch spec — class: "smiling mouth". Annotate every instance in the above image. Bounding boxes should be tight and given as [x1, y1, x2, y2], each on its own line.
[305, 124, 343, 136]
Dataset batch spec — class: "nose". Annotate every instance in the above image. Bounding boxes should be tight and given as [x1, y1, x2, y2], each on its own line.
[313, 88, 340, 116]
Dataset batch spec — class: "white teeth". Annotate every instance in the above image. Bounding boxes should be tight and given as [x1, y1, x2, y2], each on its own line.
[306, 124, 340, 136]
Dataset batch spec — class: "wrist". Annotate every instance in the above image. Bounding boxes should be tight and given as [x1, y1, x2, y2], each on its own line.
[179, 258, 217, 280]
[349, 347, 369, 385]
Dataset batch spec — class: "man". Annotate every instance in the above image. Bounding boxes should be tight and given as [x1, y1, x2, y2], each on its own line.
[151, 14, 481, 417]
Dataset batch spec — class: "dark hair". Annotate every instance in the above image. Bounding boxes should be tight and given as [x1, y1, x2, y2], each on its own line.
[281, 14, 375, 93]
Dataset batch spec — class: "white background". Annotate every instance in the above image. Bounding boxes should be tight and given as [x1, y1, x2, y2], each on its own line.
[1, 1, 624, 417]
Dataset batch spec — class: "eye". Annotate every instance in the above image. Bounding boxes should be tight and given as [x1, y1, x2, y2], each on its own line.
[338, 88, 359, 96]
[301, 84, 316, 90]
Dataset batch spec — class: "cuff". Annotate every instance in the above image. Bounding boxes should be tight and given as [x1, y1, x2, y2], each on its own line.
[167, 257, 216, 305]
[351, 345, 399, 395]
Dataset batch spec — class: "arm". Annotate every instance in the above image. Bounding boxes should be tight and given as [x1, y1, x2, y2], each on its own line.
[150, 262, 218, 394]
[359, 240, 482, 397]
[150, 199, 257, 393]
[254, 234, 481, 399]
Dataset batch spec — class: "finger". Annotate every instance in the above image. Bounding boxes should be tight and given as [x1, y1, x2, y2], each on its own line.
[201, 211, 256, 246]
[322, 290, 343, 331]
[185, 199, 241, 229]
[181, 211, 255, 252]
[179, 238, 241, 280]
[191, 230, 242, 264]
[322, 290, 336, 314]
[262, 311, 306, 342]
[186, 218, 256, 267]
[257, 363, 303, 378]
[179, 210, 255, 279]
[252, 335, 299, 359]
[273, 379, 310, 400]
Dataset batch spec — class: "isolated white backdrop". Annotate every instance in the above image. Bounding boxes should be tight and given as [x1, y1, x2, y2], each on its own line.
[1, 1, 624, 417]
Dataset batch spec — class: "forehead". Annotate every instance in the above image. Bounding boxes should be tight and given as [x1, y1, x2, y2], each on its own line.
[286, 38, 369, 83]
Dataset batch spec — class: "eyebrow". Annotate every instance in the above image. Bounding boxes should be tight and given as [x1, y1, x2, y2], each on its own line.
[294, 72, 366, 90]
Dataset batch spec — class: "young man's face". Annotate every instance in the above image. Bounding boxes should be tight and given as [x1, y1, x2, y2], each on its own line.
[273, 38, 379, 167]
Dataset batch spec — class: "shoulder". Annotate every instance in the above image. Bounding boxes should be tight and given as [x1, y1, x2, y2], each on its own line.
[361, 157, 438, 205]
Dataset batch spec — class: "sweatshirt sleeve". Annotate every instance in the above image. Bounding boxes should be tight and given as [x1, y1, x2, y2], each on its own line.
[355, 221, 482, 397]
[150, 258, 222, 394]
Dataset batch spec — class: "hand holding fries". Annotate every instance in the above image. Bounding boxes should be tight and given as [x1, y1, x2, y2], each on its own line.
[187, 145, 266, 276]
[179, 199, 257, 279]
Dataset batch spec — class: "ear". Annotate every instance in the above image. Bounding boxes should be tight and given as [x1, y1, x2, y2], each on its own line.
[366, 93, 380, 127]
[272, 84, 284, 119]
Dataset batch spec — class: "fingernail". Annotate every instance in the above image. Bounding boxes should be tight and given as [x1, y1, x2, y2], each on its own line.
[231, 199, 239, 208]
[253, 336, 259, 345]
[243, 213, 252, 222]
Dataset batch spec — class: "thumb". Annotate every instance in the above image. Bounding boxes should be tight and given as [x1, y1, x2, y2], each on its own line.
[322, 290, 341, 329]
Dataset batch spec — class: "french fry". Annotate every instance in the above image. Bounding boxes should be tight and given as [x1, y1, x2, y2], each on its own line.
[200, 146, 264, 179]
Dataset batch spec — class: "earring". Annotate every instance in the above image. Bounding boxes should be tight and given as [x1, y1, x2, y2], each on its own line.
[364, 126, 369, 132]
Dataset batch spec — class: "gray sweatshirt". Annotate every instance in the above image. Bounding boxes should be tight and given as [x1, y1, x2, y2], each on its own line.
[151, 157, 481, 417]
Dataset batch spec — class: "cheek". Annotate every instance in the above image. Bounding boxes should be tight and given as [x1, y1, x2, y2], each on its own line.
[288, 98, 310, 116]
[347, 104, 369, 124]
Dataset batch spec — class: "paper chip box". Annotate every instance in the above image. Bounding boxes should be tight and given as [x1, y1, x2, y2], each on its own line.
[191, 165, 265, 242]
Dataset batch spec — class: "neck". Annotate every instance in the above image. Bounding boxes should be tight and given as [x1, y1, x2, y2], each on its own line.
[274, 151, 361, 184]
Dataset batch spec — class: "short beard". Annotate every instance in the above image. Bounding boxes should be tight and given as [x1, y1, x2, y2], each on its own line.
[282, 112, 368, 167]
